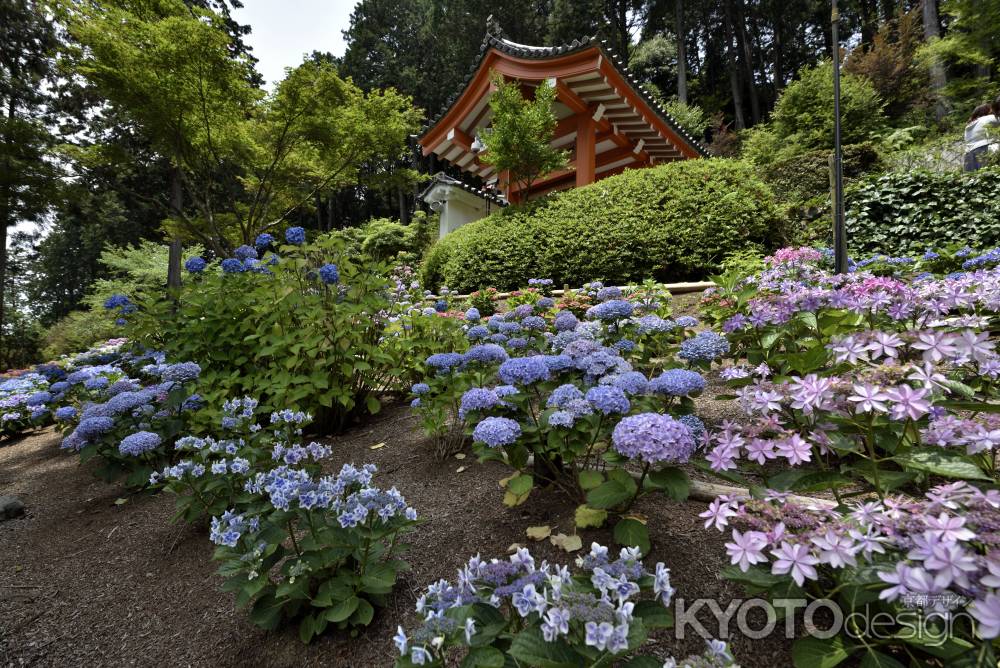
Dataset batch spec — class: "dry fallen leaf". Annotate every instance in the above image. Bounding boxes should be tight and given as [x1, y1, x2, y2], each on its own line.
[454, 453, 466, 460]
[623, 512, 648, 525]
[526, 525, 552, 541]
[455, 466, 467, 473]
[550, 533, 583, 552]
[369, 442, 386, 450]
[507, 543, 524, 553]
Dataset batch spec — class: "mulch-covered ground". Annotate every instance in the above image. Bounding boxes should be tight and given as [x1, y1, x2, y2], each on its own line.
[0, 398, 794, 667]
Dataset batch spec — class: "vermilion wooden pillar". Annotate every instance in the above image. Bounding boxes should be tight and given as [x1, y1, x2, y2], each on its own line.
[576, 114, 596, 187]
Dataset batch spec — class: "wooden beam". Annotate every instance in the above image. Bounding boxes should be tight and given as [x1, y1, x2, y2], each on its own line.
[447, 127, 473, 152]
[576, 114, 596, 187]
[548, 77, 590, 115]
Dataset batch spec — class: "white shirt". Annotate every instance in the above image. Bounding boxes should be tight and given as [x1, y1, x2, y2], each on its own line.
[965, 114, 998, 151]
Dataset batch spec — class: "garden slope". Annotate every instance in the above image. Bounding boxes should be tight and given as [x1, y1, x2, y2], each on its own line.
[422, 159, 784, 292]
[0, 403, 792, 667]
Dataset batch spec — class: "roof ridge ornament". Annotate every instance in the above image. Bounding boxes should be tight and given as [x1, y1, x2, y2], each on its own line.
[485, 14, 503, 38]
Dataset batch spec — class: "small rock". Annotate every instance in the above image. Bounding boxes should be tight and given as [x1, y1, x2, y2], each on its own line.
[0, 496, 25, 520]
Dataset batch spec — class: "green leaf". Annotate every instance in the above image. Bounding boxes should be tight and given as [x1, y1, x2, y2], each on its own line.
[574, 504, 608, 529]
[647, 467, 689, 501]
[324, 595, 360, 623]
[896, 447, 990, 481]
[503, 473, 534, 507]
[859, 650, 906, 668]
[350, 598, 375, 626]
[792, 635, 850, 668]
[298, 613, 317, 644]
[613, 518, 650, 555]
[248, 593, 285, 631]
[586, 480, 633, 509]
[507, 626, 580, 668]
[633, 600, 673, 628]
[460, 647, 506, 668]
[577, 470, 604, 491]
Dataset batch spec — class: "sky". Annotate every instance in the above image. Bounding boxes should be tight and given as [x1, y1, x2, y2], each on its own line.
[232, 0, 359, 90]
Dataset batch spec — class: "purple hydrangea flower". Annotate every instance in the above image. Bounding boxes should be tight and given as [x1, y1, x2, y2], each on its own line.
[472, 417, 521, 448]
[612, 413, 696, 464]
[498, 356, 551, 386]
[648, 369, 705, 396]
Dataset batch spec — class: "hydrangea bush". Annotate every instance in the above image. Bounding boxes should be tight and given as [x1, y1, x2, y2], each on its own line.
[410, 279, 721, 554]
[702, 482, 1000, 665]
[392, 543, 680, 667]
[211, 460, 418, 643]
[126, 230, 464, 433]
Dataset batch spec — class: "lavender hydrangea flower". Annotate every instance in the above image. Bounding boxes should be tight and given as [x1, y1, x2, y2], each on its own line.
[586, 300, 634, 321]
[426, 353, 464, 374]
[498, 356, 550, 386]
[679, 331, 730, 362]
[585, 385, 631, 415]
[464, 344, 508, 366]
[648, 369, 706, 396]
[612, 413, 696, 464]
[119, 431, 162, 456]
[554, 311, 579, 332]
[459, 388, 502, 419]
[472, 417, 521, 448]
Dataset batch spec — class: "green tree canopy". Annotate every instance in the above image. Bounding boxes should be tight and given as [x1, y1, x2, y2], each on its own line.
[480, 74, 567, 198]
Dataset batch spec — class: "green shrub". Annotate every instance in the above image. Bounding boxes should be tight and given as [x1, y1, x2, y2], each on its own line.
[358, 211, 435, 263]
[128, 231, 464, 432]
[760, 142, 884, 206]
[41, 309, 120, 360]
[744, 61, 885, 165]
[421, 159, 784, 292]
[846, 167, 1000, 256]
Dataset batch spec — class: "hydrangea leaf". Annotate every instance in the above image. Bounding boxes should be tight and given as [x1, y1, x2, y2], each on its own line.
[460, 646, 505, 668]
[549, 533, 582, 552]
[791, 635, 850, 668]
[585, 479, 633, 509]
[507, 626, 580, 668]
[896, 448, 991, 481]
[577, 470, 604, 491]
[324, 595, 360, 623]
[614, 517, 650, 556]
[647, 467, 689, 501]
[574, 504, 608, 529]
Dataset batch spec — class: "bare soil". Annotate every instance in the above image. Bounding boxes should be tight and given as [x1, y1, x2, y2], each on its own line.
[0, 398, 794, 668]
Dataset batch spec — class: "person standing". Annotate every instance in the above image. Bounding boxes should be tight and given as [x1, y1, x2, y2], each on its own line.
[964, 103, 998, 172]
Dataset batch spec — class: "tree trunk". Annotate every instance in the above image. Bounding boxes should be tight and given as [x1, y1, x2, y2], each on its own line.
[675, 0, 688, 103]
[398, 187, 408, 224]
[922, 0, 948, 120]
[723, 5, 746, 130]
[733, 0, 760, 124]
[772, 11, 784, 95]
[166, 168, 183, 291]
[859, 0, 877, 45]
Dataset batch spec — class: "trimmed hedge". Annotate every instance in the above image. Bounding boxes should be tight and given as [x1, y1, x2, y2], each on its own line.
[761, 142, 884, 206]
[421, 159, 784, 292]
[846, 167, 1000, 256]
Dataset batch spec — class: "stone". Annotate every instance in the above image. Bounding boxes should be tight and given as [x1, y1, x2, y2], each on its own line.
[0, 496, 25, 520]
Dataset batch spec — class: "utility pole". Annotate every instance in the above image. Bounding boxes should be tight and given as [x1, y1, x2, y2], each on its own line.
[831, 0, 848, 274]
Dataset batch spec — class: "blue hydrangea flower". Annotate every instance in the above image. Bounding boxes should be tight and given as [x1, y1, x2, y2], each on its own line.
[554, 311, 579, 332]
[465, 307, 481, 321]
[498, 356, 550, 385]
[613, 339, 635, 353]
[498, 321, 522, 335]
[184, 256, 207, 273]
[161, 362, 201, 384]
[679, 414, 706, 441]
[537, 297, 555, 309]
[548, 410, 576, 428]
[459, 388, 502, 419]
[26, 391, 51, 407]
[285, 226, 306, 245]
[472, 417, 521, 448]
[103, 294, 131, 310]
[84, 376, 109, 391]
[74, 416, 115, 441]
[506, 337, 528, 350]
[675, 315, 699, 328]
[318, 264, 339, 285]
[585, 385, 630, 415]
[521, 315, 546, 330]
[411, 383, 430, 395]
[635, 315, 676, 334]
[602, 371, 649, 395]
[467, 325, 489, 341]
[612, 413, 696, 464]
[596, 286, 623, 302]
[464, 344, 509, 366]
[221, 258, 245, 273]
[546, 384, 585, 408]
[648, 369, 705, 396]
[678, 332, 730, 362]
[426, 353, 464, 374]
[255, 233, 275, 249]
[542, 354, 574, 373]
[586, 300, 634, 321]
[55, 406, 77, 421]
[233, 245, 258, 261]
[434, 299, 448, 312]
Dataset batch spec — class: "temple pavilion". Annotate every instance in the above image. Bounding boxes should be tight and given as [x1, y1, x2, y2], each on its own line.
[417, 24, 707, 238]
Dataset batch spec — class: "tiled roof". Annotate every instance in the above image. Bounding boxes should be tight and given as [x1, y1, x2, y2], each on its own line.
[418, 31, 709, 158]
[419, 171, 508, 206]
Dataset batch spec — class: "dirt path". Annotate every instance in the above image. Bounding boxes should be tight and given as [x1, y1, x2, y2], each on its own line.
[0, 402, 792, 667]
